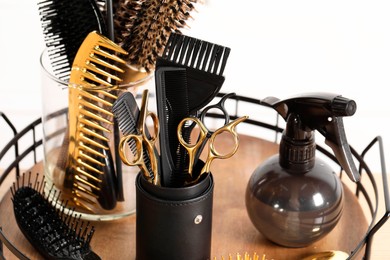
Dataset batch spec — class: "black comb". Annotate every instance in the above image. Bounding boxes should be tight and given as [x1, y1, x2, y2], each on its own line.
[37, 0, 107, 81]
[155, 67, 189, 187]
[112, 92, 159, 180]
[11, 173, 100, 260]
[156, 32, 231, 114]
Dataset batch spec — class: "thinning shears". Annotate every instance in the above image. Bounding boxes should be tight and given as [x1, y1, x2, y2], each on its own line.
[119, 89, 160, 186]
[177, 92, 248, 183]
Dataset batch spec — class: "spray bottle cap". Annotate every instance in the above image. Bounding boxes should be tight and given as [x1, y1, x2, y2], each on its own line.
[262, 92, 360, 182]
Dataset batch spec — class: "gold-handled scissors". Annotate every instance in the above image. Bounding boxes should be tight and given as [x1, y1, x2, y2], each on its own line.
[177, 115, 248, 184]
[119, 89, 160, 185]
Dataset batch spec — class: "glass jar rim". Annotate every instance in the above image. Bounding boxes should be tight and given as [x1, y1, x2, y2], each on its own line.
[40, 48, 153, 89]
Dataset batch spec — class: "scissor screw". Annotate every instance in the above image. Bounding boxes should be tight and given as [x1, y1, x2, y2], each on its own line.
[194, 215, 203, 224]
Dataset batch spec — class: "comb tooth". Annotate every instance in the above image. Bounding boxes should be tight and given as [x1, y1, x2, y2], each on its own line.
[80, 109, 112, 125]
[75, 166, 102, 182]
[80, 127, 110, 142]
[207, 44, 218, 73]
[96, 38, 128, 56]
[78, 152, 105, 169]
[79, 89, 115, 105]
[172, 34, 185, 62]
[178, 36, 191, 64]
[73, 187, 99, 201]
[93, 46, 126, 64]
[219, 47, 231, 76]
[79, 135, 109, 151]
[184, 37, 195, 65]
[85, 63, 122, 82]
[195, 40, 208, 69]
[79, 99, 112, 116]
[167, 33, 180, 60]
[78, 160, 104, 175]
[211, 46, 224, 74]
[94, 89, 118, 100]
[81, 71, 114, 88]
[79, 118, 112, 133]
[75, 175, 101, 191]
[88, 55, 125, 74]
[189, 39, 202, 67]
[201, 43, 213, 71]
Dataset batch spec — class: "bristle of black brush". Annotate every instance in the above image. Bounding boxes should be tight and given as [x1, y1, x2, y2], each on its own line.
[11, 172, 101, 260]
[37, 0, 107, 81]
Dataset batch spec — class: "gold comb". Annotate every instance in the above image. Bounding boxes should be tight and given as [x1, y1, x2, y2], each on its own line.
[65, 31, 128, 212]
[214, 253, 266, 260]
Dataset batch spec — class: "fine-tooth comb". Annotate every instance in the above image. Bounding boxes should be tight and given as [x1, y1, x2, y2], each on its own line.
[112, 92, 157, 177]
[65, 30, 127, 211]
[11, 172, 100, 260]
[156, 32, 231, 114]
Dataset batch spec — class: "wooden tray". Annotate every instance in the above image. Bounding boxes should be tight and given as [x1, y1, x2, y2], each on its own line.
[0, 135, 367, 259]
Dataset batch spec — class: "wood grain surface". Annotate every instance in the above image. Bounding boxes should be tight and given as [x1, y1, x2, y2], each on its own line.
[0, 135, 373, 259]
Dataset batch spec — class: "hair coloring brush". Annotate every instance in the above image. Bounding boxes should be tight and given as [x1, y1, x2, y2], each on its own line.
[114, 0, 200, 72]
[11, 172, 100, 260]
[65, 31, 127, 211]
[37, 0, 107, 81]
[156, 32, 231, 114]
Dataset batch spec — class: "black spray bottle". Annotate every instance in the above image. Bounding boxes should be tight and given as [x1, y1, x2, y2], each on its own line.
[245, 92, 360, 247]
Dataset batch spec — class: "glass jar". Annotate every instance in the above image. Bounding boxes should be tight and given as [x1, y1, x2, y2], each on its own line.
[40, 49, 153, 221]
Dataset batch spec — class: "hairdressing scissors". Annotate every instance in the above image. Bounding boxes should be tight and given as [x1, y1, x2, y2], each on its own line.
[177, 92, 248, 182]
[119, 89, 160, 186]
[178, 115, 248, 183]
[185, 92, 236, 168]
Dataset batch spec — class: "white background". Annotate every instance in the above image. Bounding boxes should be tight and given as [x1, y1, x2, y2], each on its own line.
[1, 0, 390, 173]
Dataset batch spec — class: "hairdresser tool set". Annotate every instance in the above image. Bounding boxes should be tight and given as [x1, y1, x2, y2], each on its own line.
[0, 0, 388, 259]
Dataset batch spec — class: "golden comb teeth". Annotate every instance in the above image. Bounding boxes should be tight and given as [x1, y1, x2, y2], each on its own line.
[65, 31, 128, 211]
[214, 253, 266, 260]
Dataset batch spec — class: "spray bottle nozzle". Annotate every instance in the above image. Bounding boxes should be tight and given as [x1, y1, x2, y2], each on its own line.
[262, 92, 360, 182]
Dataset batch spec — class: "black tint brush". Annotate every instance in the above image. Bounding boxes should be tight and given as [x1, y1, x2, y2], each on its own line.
[156, 32, 231, 114]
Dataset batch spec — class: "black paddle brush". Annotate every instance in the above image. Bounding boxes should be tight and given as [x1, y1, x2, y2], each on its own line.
[11, 173, 100, 260]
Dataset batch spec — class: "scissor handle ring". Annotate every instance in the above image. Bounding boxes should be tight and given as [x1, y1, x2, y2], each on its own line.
[119, 134, 144, 166]
[199, 92, 236, 133]
[144, 111, 160, 143]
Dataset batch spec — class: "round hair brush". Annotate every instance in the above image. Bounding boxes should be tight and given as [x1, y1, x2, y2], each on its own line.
[114, 0, 200, 72]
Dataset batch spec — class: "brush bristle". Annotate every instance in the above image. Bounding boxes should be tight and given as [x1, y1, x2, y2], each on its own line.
[116, 0, 199, 72]
[11, 172, 100, 260]
[37, 0, 106, 81]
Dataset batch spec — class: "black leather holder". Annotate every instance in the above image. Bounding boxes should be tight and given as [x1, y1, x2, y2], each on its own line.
[135, 172, 214, 260]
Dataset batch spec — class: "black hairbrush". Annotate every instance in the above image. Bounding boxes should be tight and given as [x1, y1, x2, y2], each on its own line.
[11, 173, 100, 260]
[37, 0, 107, 81]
